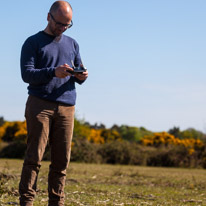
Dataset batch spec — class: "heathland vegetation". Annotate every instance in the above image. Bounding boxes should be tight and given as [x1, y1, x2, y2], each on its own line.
[0, 159, 206, 205]
[0, 116, 206, 168]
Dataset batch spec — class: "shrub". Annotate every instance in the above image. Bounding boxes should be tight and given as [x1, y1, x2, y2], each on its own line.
[97, 141, 148, 165]
[141, 132, 205, 155]
[146, 145, 188, 167]
[87, 129, 104, 144]
[0, 142, 27, 159]
[201, 146, 206, 169]
[0, 121, 27, 143]
[71, 139, 102, 163]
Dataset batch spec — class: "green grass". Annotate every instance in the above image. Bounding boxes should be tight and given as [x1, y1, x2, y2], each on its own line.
[0, 159, 206, 206]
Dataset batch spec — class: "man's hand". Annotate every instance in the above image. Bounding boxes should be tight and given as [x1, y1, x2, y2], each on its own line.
[74, 70, 88, 81]
[55, 64, 74, 78]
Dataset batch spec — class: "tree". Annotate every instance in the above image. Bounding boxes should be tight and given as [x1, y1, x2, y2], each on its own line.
[90, 123, 106, 130]
[168, 126, 181, 138]
[0, 116, 4, 126]
[180, 128, 206, 141]
[116, 125, 152, 142]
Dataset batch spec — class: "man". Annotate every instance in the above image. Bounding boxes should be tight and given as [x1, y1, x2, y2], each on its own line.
[19, 1, 88, 205]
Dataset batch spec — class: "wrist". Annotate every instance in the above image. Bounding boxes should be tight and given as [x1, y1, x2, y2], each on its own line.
[53, 68, 57, 77]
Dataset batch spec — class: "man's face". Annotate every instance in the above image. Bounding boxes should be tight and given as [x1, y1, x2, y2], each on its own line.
[48, 10, 73, 36]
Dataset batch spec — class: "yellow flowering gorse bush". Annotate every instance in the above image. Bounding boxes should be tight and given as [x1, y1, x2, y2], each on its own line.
[141, 132, 204, 154]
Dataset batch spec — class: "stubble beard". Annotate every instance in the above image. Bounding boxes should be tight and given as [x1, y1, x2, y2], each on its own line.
[48, 24, 63, 37]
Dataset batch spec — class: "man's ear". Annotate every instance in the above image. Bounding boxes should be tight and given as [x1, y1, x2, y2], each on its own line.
[47, 13, 50, 21]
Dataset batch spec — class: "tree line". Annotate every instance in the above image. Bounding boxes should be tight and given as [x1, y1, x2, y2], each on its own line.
[0, 116, 206, 168]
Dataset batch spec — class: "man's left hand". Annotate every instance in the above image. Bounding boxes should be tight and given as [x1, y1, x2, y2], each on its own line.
[74, 70, 88, 81]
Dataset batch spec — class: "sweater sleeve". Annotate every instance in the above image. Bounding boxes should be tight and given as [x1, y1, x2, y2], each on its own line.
[20, 38, 55, 85]
[73, 40, 87, 85]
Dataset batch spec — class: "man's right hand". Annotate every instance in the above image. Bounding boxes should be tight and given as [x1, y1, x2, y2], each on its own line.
[55, 64, 74, 78]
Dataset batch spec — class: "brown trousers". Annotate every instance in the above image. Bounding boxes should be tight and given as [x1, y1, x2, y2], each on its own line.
[19, 95, 75, 206]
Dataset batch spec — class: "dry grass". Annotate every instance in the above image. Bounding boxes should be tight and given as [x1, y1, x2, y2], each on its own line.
[0, 159, 206, 205]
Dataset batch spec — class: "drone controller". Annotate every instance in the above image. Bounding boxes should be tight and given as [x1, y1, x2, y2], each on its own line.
[67, 60, 87, 74]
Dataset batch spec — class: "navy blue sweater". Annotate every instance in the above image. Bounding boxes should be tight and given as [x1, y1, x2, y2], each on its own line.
[21, 31, 85, 105]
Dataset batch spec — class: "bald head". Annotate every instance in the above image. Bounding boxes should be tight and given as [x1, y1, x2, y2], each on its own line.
[49, 1, 72, 15]
[45, 1, 73, 36]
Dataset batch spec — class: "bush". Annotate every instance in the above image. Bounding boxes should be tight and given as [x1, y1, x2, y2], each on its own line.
[0, 142, 27, 159]
[71, 139, 102, 163]
[201, 146, 206, 169]
[146, 145, 185, 167]
[0, 121, 27, 143]
[97, 141, 148, 165]
[98, 141, 130, 164]
[0, 132, 205, 168]
[145, 145, 206, 168]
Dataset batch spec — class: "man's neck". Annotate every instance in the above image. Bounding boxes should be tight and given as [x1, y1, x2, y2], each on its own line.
[44, 27, 54, 36]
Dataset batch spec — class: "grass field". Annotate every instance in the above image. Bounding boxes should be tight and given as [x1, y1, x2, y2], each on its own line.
[0, 159, 205, 206]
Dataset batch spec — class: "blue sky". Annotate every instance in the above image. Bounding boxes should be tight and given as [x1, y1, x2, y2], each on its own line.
[0, 0, 206, 132]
